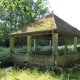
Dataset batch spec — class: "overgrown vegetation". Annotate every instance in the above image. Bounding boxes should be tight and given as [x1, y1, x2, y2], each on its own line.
[0, 47, 11, 67]
[0, 46, 80, 79]
[0, 68, 55, 80]
[0, 66, 80, 80]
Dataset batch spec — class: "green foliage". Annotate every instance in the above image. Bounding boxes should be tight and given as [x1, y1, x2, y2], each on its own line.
[0, 47, 3, 52]
[0, 0, 49, 47]
[0, 23, 10, 47]
[0, 47, 11, 66]
[58, 45, 74, 55]
[15, 46, 27, 52]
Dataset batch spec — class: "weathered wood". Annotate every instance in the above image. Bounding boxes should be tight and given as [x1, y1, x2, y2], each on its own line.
[52, 30, 54, 65]
[27, 36, 32, 54]
[52, 31, 59, 66]
[74, 37, 77, 53]
[32, 35, 51, 40]
[54, 30, 80, 38]
[50, 40, 52, 49]
[34, 39, 37, 51]
[10, 37, 14, 53]
[59, 36, 73, 40]
[10, 30, 52, 37]
[10, 29, 80, 40]
[54, 33, 59, 66]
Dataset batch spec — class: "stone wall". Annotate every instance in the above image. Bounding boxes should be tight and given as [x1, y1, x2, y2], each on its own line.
[58, 53, 80, 67]
[11, 53, 52, 66]
[11, 52, 80, 68]
[30, 54, 52, 66]
[11, 53, 29, 66]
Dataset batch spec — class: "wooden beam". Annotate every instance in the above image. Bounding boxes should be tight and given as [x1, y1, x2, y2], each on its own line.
[54, 30, 80, 37]
[32, 34, 73, 40]
[32, 35, 51, 40]
[59, 36, 73, 40]
[10, 30, 52, 37]
[10, 36, 14, 53]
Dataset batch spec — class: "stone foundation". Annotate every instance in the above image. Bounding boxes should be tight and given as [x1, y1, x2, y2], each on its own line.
[11, 52, 80, 68]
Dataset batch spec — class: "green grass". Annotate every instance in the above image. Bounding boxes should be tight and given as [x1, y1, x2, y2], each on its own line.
[0, 67, 80, 80]
[0, 68, 56, 80]
[0, 68, 67, 80]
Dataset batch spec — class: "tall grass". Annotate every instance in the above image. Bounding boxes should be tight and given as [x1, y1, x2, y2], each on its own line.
[0, 67, 80, 80]
[0, 47, 11, 67]
[0, 68, 65, 80]
[0, 68, 51, 80]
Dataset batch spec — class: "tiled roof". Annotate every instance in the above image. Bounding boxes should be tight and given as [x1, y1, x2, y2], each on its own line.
[54, 15, 80, 35]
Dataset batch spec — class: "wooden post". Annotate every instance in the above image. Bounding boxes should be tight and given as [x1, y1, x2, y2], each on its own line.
[52, 31, 54, 65]
[10, 36, 14, 53]
[52, 31, 59, 66]
[27, 35, 32, 54]
[74, 37, 77, 53]
[64, 40, 67, 54]
[50, 40, 52, 50]
[34, 39, 36, 51]
[54, 33, 59, 66]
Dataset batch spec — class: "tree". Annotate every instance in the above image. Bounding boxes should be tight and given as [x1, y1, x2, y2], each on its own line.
[0, 0, 49, 47]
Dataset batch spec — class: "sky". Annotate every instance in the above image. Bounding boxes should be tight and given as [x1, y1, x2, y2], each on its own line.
[48, 0, 80, 30]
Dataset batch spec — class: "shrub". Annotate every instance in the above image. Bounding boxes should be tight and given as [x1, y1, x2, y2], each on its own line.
[0, 47, 11, 67]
